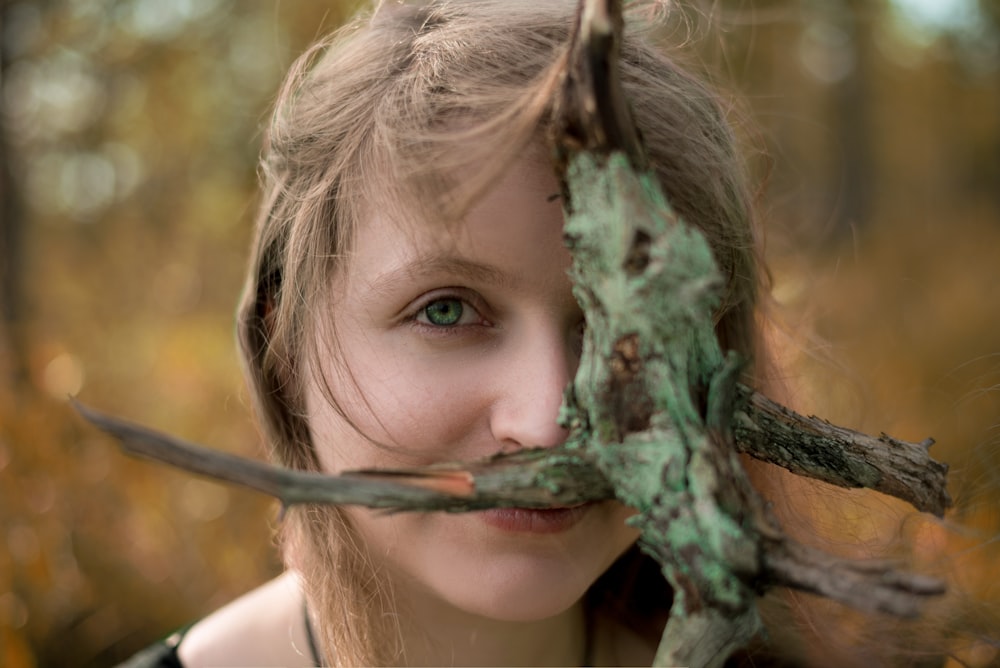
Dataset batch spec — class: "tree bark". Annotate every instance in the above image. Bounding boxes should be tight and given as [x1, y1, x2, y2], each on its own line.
[75, 1, 952, 665]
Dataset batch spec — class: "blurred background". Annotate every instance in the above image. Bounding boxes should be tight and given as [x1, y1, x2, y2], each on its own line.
[0, 0, 997, 666]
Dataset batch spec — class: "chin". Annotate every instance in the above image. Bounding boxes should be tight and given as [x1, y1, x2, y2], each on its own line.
[434, 556, 594, 622]
[352, 502, 639, 623]
[420, 527, 628, 623]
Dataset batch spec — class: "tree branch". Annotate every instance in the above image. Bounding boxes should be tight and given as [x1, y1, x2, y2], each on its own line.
[72, 400, 612, 513]
[74, 390, 948, 517]
[548, 1, 949, 665]
[72, 1, 953, 665]
[735, 386, 951, 516]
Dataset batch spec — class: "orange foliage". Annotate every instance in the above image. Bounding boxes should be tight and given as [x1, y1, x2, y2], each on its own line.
[1, 1, 998, 666]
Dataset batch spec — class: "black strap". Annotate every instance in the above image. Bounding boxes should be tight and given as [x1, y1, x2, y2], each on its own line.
[582, 603, 596, 667]
[303, 599, 323, 667]
[115, 628, 188, 668]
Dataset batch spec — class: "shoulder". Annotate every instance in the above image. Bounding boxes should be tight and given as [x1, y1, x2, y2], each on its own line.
[176, 571, 316, 668]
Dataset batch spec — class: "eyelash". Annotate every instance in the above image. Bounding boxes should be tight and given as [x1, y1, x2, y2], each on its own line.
[406, 290, 492, 335]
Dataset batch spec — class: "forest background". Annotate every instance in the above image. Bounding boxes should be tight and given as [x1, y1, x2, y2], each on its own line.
[1, 0, 998, 666]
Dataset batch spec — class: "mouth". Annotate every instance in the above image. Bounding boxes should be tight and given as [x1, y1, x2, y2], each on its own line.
[476, 503, 593, 534]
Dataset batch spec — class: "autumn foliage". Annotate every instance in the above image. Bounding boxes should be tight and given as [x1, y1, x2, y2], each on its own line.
[1, 1, 998, 666]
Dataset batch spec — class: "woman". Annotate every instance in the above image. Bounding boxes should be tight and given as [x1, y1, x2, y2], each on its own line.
[127, 0, 777, 665]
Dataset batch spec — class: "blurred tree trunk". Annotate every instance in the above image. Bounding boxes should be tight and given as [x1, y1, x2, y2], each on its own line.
[831, 0, 875, 235]
[0, 1, 29, 388]
[983, 0, 1000, 219]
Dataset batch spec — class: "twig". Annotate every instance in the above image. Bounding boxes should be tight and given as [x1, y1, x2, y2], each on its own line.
[735, 386, 951, 516]
[72, 0, 953, 665]
[72, 400, 611, 513]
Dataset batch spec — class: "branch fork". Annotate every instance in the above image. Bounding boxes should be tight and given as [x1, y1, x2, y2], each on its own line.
[75, 1, 951, 665]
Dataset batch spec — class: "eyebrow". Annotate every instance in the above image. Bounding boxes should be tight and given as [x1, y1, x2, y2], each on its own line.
[366, 254, 518, 297]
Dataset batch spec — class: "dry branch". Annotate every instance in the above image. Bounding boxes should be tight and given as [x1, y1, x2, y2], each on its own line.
[735, 387, 950, 516]
[72, 400, 612, 513]
[74, 396, 947, 516]
[74, 0, 952, 665]
[547, 0, 948, 665]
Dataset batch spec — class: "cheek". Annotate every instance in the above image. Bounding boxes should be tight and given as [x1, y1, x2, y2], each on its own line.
[304, 339, 495, 472]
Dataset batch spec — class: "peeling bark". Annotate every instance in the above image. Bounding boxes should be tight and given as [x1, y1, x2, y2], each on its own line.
[74, 1, 952, 665]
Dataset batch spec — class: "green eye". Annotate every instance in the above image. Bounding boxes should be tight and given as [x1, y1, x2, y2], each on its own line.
[423, 298, 464, 326]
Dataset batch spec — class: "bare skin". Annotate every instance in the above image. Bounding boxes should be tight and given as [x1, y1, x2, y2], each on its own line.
[177, 572, 315, 667]
[177, 572, 657, 667]
[180, 156, 658, 667]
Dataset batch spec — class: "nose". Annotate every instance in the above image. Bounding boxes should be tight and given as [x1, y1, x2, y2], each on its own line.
[489, 324, 576, 451]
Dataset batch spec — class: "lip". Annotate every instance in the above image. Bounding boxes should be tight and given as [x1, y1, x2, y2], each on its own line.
[477, 503, 592, 534]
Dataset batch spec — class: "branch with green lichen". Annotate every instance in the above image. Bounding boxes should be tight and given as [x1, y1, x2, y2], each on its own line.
[74, 0, 951, 666]
[549, 1, 947, 664]
[74, 387, 948, 517]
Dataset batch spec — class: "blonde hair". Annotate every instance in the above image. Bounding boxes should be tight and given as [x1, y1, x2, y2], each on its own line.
[236, 0, 766, 663]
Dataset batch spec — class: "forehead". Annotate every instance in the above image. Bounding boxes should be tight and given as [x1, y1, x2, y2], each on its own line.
[342, 155, 568, 295]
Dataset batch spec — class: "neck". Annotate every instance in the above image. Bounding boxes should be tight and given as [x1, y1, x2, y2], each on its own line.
[395, 589, 589, 667]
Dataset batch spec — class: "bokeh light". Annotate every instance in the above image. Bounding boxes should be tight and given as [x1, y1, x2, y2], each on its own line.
[1, 1, 997, 666]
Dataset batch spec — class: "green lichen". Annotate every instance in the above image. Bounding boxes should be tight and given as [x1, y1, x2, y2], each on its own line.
[560, 152, 765, 666]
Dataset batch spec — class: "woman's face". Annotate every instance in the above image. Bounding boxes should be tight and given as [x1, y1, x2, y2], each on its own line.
[303, 155, 639, 623]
